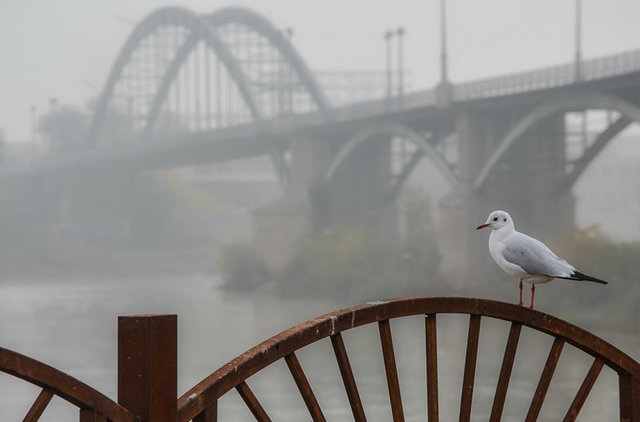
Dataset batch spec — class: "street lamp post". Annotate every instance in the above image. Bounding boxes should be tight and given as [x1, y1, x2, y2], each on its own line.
[396, 27, 406, 109]
[574, 0, 582, 82]
[385, 30, 394, 109]
[436, 0, 452, 106]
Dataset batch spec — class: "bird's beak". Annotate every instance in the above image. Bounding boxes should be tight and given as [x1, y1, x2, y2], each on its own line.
[476, 223, 489, 230]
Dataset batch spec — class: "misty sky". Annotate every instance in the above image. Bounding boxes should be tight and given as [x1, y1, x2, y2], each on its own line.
[1, 0, 639, 143]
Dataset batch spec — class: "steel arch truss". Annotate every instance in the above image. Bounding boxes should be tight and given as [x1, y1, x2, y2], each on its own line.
[86, 6, 330, 189]
[325, 123, 458, 203]
[473, 92, 640, 192]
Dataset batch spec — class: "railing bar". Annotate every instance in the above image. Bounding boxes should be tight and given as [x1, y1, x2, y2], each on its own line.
[284, 352, 326, 422]
[489, 321, 522, 422]
[331, 333, 367, 422]
[425, 314, 439, 422]
[458, 314, 481, 422]
[23, 387, 54, 422]
[193, 402, 217, 422]
[562, 358, 605, 422]
[618, 373, 640, 421]
[235, 381, 272, 422]
[525, 337, 565, 422]
[378, 319, 405, 422]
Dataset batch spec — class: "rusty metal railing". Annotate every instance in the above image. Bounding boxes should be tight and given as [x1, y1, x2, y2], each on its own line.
[1, 298, 638, 421]
[177, 296, 640, 421]
[0, 346, 136, 422]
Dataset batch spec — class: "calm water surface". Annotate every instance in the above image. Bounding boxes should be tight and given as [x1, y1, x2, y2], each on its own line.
[0, 276, 637, 420]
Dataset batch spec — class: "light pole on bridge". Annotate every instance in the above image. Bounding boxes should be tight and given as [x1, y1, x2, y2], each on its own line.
[435, 0, 452, 107]
[396, 27, 406, 109]
[385, 30, 394, 110]
[574, 0, 583, 82]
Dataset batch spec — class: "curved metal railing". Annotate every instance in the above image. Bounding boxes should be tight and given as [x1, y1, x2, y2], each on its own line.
[0, 347, 136, 421]
[178, 296, 640, 421]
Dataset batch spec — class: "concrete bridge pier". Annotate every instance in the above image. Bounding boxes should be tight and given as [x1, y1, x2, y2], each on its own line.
[439, 108, 576, 285]
[254, 133, 399, 270]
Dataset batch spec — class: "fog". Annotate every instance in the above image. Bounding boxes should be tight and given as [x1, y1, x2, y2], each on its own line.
[0, 1, 639, 420]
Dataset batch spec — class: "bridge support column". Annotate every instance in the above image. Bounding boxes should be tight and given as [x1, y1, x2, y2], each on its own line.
[439, 109, 575, 285]
[253, 135, 330, 270]
[253, 134, 398, 270]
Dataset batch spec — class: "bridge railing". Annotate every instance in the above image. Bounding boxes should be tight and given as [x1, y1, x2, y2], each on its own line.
[0, 347, 136, 421]
[454, 49, 640, 101]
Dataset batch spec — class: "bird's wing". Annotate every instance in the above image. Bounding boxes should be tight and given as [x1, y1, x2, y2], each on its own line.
[502, 232, 574, 277]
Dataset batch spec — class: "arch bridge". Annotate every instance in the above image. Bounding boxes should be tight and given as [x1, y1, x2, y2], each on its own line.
[28, 5, 640, 273]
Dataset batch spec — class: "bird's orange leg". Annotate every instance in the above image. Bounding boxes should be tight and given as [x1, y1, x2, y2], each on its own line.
[529, 284, 535, 309]
[518, 279, 523, 306]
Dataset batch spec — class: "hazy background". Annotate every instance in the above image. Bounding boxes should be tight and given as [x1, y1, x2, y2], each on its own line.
[1, 1, 639, 420]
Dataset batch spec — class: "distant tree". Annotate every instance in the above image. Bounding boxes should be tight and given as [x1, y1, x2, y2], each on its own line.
[38, 105, 88, 152]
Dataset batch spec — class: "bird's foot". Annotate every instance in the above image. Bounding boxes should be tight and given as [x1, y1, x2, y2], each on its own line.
[518, 279, 524, 306]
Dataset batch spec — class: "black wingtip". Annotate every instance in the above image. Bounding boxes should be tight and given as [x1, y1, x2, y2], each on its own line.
[572, 271, 608, 285]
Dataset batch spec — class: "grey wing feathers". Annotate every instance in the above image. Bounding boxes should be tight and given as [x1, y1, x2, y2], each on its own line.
[502, 232, 574, 277]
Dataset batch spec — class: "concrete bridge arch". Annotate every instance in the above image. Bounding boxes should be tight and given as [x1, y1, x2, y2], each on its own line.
[473, 92, 640, 193]
[324, 123, 458, 204]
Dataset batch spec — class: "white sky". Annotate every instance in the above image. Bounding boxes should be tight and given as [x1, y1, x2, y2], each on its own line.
[1, 0, 639, 142]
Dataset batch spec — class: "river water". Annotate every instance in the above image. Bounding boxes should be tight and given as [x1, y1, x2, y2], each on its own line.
[0, 276, 638, 421]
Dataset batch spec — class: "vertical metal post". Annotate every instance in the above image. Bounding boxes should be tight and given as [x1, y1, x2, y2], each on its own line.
[205, 46, 211, 129]
[574, 0, 582, 82]
[385, 30, 394, 110]
[284, 28, 294, 113]
[396, 27, 405, 109]
[216, 57, 221, 127]
[440, 0, 449, 85]
[436, 0, 452, 107]
[118, 314, 177, 422]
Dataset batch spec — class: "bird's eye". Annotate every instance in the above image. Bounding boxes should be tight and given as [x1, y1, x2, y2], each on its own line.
[503, 218, 507, 222]
[492, 217, 498, 221]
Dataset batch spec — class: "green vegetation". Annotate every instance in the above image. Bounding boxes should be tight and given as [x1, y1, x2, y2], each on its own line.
[218, 243, 270, 291]
[216, 190, 441, 302]
[38, 105, 88, 152]
[557, 225, 640, 330]
[274, 189, 441, 303]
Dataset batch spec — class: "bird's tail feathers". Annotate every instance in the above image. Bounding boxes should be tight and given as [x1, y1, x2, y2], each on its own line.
[566, 271, 608, 285]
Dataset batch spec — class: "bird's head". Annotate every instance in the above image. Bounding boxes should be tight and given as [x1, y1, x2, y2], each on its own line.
[476, 210, 513, 231]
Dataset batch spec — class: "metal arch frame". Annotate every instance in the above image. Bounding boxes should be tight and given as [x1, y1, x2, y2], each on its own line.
[142, 27, 263, 140]
[87, 7, 265, 146]
[0, 347, 136, 421]
[473, 92, 640, 192]
[324, 123, 458, 192]
[205, 7, 331, 114]
[144, 6, 333, 139]
[86, 6, 332, 191]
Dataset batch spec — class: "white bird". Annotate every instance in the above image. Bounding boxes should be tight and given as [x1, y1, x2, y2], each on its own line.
[476, 210, 607, 308]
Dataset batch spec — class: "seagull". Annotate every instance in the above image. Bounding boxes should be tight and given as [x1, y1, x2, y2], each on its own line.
[476, 210, 607, 308]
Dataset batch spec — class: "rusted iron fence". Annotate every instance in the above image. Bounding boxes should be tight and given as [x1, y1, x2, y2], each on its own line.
[1, 297, 639, 421]
[0, 347, 136, 422]
[178, 297, 640, 421]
